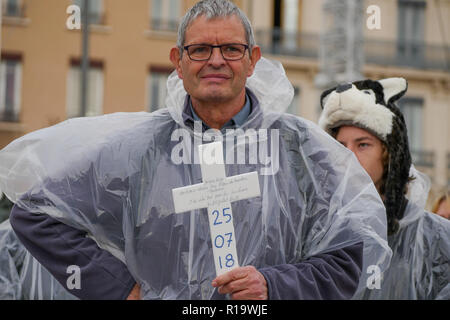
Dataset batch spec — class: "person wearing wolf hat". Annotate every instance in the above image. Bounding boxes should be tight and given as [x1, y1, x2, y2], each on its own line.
[319, 78, 450, 299]
[1, 0, 390, 300]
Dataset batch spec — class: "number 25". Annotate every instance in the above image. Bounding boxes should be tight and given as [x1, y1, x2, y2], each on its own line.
[212, 207, 232, 225]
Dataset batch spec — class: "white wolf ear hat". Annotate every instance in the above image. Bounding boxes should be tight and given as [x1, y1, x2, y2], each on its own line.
[319, 78, 410, 235]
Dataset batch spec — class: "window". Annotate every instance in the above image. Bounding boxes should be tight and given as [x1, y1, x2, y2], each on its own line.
[283, 0, 299, 50]
[286, 86, 300, 115]
[272, 0, 300, 52]
[2, 0, 24, 17]
[272, 0, 282, 53]
[0, 56, 22, 122]
[66, 61, 104, 118]
[398, 97, 423, 152]
[150, 0, 180, 32]
[148, 68, 172, 112]
[397, 0, 426, 65]
[73, 0, 104, 25]
[398, 97, 430, 166]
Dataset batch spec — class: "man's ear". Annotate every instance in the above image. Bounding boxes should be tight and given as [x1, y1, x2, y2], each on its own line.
[247, 45, 262, 77]
[170, 47, 184, 79]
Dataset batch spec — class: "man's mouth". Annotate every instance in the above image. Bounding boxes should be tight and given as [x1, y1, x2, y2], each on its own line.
[201, 74, 231, 82]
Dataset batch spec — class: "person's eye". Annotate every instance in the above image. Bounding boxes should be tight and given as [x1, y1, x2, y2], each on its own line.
[225, 46, 239, 52]
[223, 45, 243, 53]
[359, 143, 370, 149]
[191, 46, 209, 54]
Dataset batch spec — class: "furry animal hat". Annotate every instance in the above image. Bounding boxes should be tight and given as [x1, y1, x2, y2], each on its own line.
[319, 78, 410, 235]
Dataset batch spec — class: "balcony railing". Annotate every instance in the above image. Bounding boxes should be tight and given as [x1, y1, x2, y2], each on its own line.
[151, 18, 179, 33]
[410, 150, 435, 185]
[254, 29, 319, 59]
[411, 150, 435, 168]
[365, 39, 449, 71]
[86, 12, 104, 26]
[253, 29, 450, 71]
[0, 110, 19, 122]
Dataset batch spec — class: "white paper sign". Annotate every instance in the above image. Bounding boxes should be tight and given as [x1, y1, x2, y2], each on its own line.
[172, 141, 261, 276]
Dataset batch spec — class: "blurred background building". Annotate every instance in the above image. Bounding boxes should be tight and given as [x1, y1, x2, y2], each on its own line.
[0, 0, 449, 216]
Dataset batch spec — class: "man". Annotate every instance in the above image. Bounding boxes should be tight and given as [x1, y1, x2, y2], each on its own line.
[318, 78, 450, 299]
[3, 0, 390, 300]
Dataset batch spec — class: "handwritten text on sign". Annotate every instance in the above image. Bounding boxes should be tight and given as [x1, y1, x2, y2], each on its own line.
[172, 142, 261, 276]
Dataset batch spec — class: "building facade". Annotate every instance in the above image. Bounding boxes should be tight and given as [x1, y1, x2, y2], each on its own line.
[1, 0, 449, 208]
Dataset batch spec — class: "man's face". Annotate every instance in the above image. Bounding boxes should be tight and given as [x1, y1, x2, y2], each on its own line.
[170, 15, 261, 105]
[336, 126, 386, 193]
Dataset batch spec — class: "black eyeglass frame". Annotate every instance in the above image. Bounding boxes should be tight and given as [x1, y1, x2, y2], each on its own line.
[183, 43, 250, 61]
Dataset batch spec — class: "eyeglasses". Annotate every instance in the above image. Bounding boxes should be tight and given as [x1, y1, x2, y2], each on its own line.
[183, 43, 249, 61]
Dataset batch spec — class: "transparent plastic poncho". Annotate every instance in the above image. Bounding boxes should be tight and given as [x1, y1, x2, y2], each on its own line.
[357, 166, 450, 300]
[0, 58, 391, 299]
[0, 219, 78, 299]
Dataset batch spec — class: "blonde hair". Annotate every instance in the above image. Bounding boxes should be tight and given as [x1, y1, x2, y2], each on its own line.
[432, 191, 450, 213]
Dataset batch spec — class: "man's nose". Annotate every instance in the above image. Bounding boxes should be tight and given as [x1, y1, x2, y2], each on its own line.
[208, 47, 226, 65]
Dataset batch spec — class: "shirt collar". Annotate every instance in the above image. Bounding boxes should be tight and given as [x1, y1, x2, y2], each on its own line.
[183, 92, 252, 131]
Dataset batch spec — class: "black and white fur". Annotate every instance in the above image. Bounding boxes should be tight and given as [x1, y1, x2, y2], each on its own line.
[319, 78, 411, 235]
[319, 78, 407, 141]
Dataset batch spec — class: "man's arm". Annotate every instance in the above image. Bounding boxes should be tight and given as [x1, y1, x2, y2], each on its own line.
[10, 203, 137, 300]
[213, 241, 363, 300]
[260, 241, 363, 300]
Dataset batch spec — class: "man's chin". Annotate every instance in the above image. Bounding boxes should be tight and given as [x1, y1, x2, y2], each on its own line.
[199, 90, 232, 103]
[202, 96, 230, 104]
